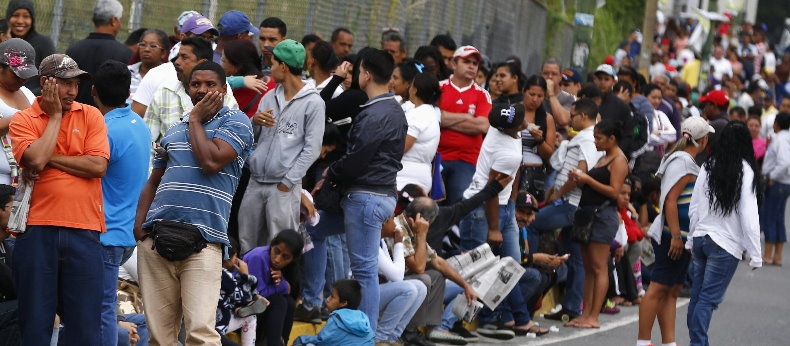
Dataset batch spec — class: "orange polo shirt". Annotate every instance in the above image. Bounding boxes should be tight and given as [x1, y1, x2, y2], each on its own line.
[9, 97, 110, 232]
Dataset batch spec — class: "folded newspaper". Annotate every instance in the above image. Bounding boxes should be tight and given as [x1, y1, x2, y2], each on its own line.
[8, 180, 32, 234]
[447, 243, 526, 312]
[451, 293, 484, 323]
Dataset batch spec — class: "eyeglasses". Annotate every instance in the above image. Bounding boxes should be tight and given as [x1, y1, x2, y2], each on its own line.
[137, 43, 162, 50]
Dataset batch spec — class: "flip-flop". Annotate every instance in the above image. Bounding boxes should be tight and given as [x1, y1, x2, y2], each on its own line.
[526, 325, 550, 336]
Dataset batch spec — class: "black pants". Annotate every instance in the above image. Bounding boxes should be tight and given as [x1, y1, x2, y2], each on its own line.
[257, 294, 295, 346]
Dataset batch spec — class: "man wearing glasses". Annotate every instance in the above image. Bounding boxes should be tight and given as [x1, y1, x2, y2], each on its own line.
[65, 0, 132, 106]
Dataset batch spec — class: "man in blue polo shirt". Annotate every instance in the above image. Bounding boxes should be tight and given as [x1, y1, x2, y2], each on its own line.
[93, 60, 150, 346]
[134, 61, 253, 345]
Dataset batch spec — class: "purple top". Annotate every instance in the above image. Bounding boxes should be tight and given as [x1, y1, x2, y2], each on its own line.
[242, 246, 289, 297]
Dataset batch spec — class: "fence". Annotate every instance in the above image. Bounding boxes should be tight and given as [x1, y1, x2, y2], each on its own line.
[29, 0, 574, 74]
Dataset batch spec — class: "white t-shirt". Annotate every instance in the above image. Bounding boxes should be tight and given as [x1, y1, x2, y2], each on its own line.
[306, 77, 343, 99]
[463, 127, 521, 205]
[0, 87, 35, 185]
[397, 104, 440, 191]
[131, 62, 176, 107]
[709, 57, 733, 81]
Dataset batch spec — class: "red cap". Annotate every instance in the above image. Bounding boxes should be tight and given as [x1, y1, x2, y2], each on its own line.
[452, 46, 482, 61]
[661, 38, 670, 45]
[698, 90, 729, 107]
[604, 55, 615, 65]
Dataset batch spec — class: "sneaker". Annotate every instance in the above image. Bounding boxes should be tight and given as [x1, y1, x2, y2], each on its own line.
[320, 305, 330, 321]
[401, 330, 435, 346]
[450, 322, 479, 343]
[475, 323, 515, 340]
[543, 308, 579, 322]
[601, 299, 620, 314]
[235, 298, 267, 317]
[427, 330, 467, 345]
[293, 304, 321, 324]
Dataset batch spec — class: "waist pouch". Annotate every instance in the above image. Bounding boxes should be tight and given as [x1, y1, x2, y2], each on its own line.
[150, 220, 207, 261]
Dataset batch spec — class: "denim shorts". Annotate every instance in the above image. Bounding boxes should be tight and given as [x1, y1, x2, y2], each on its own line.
[588, 205, 619, 244]
[650, 231, 691, 286]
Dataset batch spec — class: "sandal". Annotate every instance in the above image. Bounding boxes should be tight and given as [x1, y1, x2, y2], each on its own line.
[526, 325, 550, 336]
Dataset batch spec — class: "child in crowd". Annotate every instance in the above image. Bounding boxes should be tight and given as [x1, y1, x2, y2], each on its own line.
[293, 279, 375, 345]
[216, 241, 267, 346]
[243, 230, 304, 346]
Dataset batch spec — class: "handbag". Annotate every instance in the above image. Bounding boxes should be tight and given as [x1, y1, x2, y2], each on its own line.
[7, 179, 32, 234]
[313, 180, 344, 213]
[571, 201, 610, 244]
[149, 220, 207, 261]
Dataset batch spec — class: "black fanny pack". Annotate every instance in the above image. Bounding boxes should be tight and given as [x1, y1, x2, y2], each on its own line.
[150, 220, 207, 261]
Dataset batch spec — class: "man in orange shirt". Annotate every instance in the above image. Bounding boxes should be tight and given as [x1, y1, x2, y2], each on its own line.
[9, 54, 109, 346]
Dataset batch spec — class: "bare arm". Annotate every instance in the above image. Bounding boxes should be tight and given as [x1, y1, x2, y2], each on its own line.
[536, 114, 557, 160]
[664, 174, 696, 260]
[20, 78, 63, 172]
[484, 170, 504, 247]
[188, 91, 240, 174]
[441, 110, 489, 135]
[403, 135, 417, 154]
[404, 214, 430, 274]
[131, 101, 147, 118]
[47, 154, 107, 178]
[0, 117, 12, 136]
[134, 167, 164, 241]
[546, 79, 570, 126]
[430, 256, 478, 303]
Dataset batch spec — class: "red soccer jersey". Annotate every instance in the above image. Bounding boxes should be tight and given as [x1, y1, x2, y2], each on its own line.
[437, 78, 492, 165]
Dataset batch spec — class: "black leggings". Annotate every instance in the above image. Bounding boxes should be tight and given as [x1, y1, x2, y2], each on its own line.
[257, 294, 295, 346]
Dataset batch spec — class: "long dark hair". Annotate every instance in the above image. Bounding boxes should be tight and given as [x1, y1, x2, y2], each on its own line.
[270, 229, 304, 299]
[704, 121, 757, 216]
[494, 61, 526, 93]
[223, 39, 262, 77]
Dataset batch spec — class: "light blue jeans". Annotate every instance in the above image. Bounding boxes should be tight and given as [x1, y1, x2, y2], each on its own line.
[440, 280, 464, 331]
[377, 279, 427, 342]
[342, 192, 396, 332]
[302, 211, 345, 309]
[687, 235, 740, 346]
[324, 234, 350, 299]
[459, 200, 520, 260]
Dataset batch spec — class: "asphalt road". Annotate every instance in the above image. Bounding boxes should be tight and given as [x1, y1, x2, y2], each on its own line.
[474, 243, 790, 346]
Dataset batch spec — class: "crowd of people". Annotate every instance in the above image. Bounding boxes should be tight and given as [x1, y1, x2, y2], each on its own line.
[0, 2, 783, 346]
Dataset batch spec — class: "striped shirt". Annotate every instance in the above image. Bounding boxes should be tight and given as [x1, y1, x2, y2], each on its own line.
[142, 107, 254, 246]
[663, 181, 694, 238]
[144, 78, 239, 144]
[554, 126, 603, 206]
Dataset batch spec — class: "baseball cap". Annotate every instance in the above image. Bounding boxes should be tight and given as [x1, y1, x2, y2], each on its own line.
[452, 46, 482, 61]
[266, 39, 305, 69]
[177, 10, 201, 31]
[698, 90, 729, 107]
[38, 54, 90, 80]
[561, 68, 582, 83]
[181, 15, 219, 36]
[681, 116, 715, 144]
[0, 38, 37, 79]
[489, 103, 525, 131]
[217, 10, 260, 37]
[516, 191, 539, 211]
[593, 64, 618, 80]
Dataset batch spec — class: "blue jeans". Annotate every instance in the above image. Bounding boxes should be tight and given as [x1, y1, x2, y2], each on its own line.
[496, 267, 542, 325]
[760, 182, 790, 243]
[558, 227, 584, 314]
[125, 313, 149, 346]
[342, 192, 396, 332]
[324, 233, 350, 300]
[14, 226, 104, 346]
[530, 199, 577, 233]
[102, 246, 135, 346]
[301, 210, 345, 309]
[440, 160, 476, 205]
[459, 201, 519, 260]
[377, 280, 427, 342]
[687, 236, 740, 346]
[440, 280, 464, 331]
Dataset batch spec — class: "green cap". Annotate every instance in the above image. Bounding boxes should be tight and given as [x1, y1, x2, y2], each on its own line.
[266, 39, 305, 69]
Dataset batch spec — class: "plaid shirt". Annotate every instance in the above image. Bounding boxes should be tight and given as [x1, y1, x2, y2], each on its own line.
[385, 214, 437, 263]
[144, 78, 239, 144]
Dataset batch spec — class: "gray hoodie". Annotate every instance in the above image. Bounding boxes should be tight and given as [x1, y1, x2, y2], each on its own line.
[248, 82, 325, 189]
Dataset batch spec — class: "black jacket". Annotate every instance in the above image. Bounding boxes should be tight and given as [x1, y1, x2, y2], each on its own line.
[328, 93, 406, 193]
[427, 180, 505, 253]
[66, 32, 133, 106]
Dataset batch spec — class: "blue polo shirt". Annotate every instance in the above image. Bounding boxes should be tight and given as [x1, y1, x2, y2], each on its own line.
[142, 107, 253, 246]
[101, 105, 151, 246]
